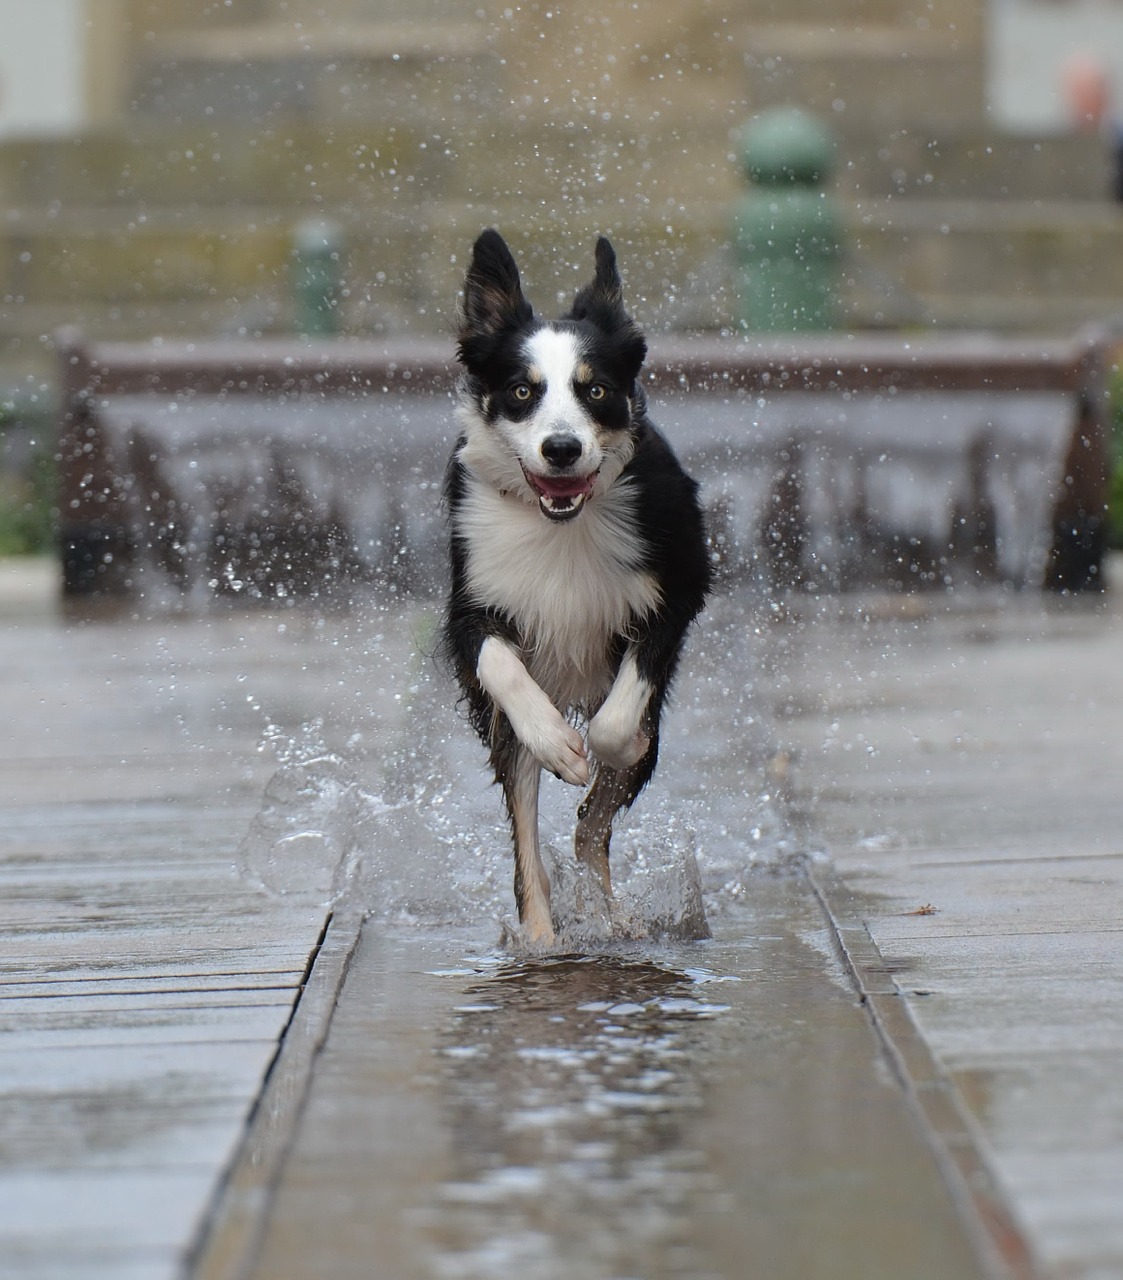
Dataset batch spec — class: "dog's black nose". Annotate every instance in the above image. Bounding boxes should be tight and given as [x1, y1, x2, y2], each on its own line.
[540, 434, 583, 469]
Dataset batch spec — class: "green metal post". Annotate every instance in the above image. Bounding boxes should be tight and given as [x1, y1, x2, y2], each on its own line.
[732, 109, 842, 332]
[292, 218, 345, 337]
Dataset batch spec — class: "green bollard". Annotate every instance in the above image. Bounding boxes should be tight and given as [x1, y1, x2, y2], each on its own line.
[731, 109, 842, 332]
[292, 217, 346, 337]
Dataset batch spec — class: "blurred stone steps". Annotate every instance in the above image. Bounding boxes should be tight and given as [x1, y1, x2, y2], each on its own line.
[5, 185, 1122, 346]
[837, 131, 1115, 203]
[853, 197, 1123, 295]
[3, 117, 1114, 219]
[740, 22, 984, 134]
[3, 0, 1123, 381]
[737, 0, 982, 27]
[0, 127, 450, 211]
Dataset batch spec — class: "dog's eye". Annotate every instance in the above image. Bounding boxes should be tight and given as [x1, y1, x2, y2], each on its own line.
[587, 384, 606, 401]
[511, 383, 533, 402]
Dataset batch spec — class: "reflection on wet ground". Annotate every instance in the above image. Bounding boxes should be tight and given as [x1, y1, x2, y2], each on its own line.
[246, 878, 986, 1280]
[428, 955, 725, 1278]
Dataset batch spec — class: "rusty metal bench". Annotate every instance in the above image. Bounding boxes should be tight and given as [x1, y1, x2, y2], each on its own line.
[56, 329, 1111, 602]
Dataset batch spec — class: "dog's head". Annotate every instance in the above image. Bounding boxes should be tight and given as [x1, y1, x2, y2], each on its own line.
[455, 229, 647, 522]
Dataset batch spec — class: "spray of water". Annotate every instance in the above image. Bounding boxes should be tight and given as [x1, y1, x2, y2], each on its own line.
[237, 592, 806, 950]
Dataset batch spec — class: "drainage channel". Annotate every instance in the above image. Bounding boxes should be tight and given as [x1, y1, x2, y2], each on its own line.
[192, 873, 1011, 1280]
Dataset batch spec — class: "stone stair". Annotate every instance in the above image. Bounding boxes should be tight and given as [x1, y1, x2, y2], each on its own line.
[2, 2, 1121, 386]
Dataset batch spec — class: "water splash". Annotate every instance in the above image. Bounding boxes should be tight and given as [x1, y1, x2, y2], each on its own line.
[237, 594, 801, 938]
[239, 753, 370, 902]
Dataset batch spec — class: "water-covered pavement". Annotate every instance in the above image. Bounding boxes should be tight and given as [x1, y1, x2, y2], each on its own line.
[234, 885, 983, 1280]
[3, 557, 1122, 1279]
[775, 568, 1123, 1280]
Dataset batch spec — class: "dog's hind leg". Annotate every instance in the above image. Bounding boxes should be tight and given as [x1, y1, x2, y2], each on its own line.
[574, 737, 658, 904]
[503, 745, 554, 945]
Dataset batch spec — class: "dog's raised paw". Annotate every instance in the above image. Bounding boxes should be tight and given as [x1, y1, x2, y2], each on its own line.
[535, 720, 590, 786]
[587, 716, 649, 771]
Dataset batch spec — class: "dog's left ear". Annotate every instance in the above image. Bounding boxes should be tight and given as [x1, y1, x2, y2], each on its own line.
[569, 236, 624, 325]
[567, 236, 647, 378]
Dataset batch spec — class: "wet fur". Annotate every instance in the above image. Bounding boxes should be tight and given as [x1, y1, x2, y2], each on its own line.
[441, 229, 710, 944]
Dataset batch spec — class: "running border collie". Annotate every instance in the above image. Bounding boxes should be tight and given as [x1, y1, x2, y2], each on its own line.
[441, 229, 710, 944]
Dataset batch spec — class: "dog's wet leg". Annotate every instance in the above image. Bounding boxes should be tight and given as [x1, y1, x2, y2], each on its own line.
[574, 770, 620, 901]
[575, 734, 658, 908]
[504, 746, 553, 945]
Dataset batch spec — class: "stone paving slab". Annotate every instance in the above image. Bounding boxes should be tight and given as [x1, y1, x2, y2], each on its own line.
[1, 1169, 219, 1256]
[850, 852, 1123, 941]
[1, 1014, 297, 1056]
[778, 563, 1123, 1280]
[0, 971, 305, 995]
[0, 560, 337, 1279]
[6, 1256, 181, 1280]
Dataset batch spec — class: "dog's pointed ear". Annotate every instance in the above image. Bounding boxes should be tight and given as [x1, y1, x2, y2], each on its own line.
[459, 229, 533, 342]
[567, 236, 647, 379]
[569, 236, 624, 324]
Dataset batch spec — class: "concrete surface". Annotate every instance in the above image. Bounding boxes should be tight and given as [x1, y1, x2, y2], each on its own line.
[3, 554, 1123, 1279]
[775, 560, 1123, 1280]
[230, 883, 989, 1280]
[0, 559, 333, 1278]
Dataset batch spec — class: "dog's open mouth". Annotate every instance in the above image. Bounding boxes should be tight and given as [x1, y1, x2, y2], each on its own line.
[521, 465, 598, 521]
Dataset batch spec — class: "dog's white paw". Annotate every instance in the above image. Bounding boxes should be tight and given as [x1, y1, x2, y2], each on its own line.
[588, 654, 652, 771]
[477, 637, 589, 785]
[588, 713, 649, 771]
[530, 716, 590, 786]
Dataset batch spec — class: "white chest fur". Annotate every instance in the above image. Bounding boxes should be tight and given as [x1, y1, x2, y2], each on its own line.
[456, 473, 661, 706]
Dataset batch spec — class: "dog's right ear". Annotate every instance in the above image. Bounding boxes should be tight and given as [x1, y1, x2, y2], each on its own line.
[459, 230, 533, 344]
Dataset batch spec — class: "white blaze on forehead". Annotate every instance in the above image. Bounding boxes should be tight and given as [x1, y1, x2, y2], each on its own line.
[521, 327, 585, 398]
[513, 327, 601, 475]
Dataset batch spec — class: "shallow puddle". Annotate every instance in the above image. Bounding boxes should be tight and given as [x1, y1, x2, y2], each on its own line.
[244, 876, 987, 1280]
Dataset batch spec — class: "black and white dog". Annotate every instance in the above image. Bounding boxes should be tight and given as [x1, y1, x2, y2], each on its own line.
[442, 230, 710, 944]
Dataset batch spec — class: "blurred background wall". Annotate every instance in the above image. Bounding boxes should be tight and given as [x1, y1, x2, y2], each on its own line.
[1, 0, 1122, 393]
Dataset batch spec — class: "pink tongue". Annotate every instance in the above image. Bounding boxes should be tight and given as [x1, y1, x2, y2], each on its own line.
[533, 473, 593, 500]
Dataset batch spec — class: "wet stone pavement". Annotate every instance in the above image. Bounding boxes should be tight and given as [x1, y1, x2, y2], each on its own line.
[774, 566, 1123, 1280]
[0, 562, 343, 1278]
[235, 886, 982, 1280]
[2, 557, 1122, 1279]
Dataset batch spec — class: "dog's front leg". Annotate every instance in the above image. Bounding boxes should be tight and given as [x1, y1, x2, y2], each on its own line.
[476, 637, 589, 785]
[587, 651, 653, 771]
[504, 746, 554, 944]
